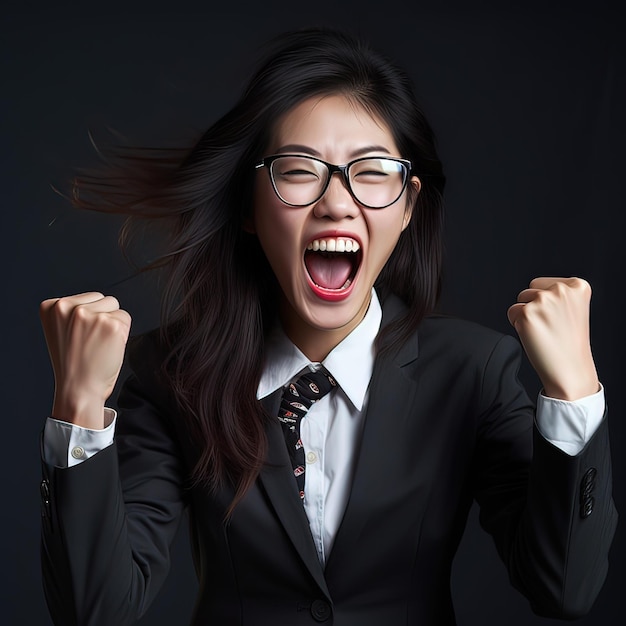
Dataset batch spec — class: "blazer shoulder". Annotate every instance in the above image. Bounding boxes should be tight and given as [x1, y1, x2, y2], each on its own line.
[418, 314, 522, 363]
[126, 324, 181, 374]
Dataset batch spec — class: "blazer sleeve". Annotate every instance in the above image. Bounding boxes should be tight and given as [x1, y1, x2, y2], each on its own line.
[40, 334, 187, 626]
[472, 334, 618, 619]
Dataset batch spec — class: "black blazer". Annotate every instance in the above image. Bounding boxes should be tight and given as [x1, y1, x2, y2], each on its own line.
[40, 296, 618, 625]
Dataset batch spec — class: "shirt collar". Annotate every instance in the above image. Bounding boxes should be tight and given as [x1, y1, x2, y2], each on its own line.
[257, 289, 382, 411]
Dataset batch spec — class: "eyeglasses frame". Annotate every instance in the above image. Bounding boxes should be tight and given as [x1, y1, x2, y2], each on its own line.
[255, 154, 413, 209]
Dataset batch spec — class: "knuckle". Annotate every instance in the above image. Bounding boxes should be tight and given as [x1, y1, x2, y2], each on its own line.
[104, 318, 121, 335]
[572, 277, 592, 296]
[533, 289, 547, 303]
[515, 303, 531, 322]
[72, 304, 91, 321]
[39, 298, 57, 316]
[53, 297, 74, 317]
[102, 314, 127, 337]
[522, 301, 545, 323]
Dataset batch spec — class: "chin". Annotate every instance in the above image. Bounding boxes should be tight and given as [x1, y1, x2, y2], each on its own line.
[301, 288, 371, 332]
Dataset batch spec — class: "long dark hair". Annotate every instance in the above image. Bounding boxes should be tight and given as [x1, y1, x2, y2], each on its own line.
[72, 27, 445, 512]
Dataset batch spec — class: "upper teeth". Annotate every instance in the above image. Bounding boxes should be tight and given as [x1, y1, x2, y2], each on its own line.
[307, 238, 360, 253]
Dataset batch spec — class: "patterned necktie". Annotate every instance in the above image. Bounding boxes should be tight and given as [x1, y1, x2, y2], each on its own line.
[277, 367, 337, 501]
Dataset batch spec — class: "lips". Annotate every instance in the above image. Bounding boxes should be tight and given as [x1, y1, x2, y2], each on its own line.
[304, 236, 362, 301]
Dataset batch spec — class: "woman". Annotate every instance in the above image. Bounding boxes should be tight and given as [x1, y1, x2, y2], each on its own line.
[39, 28, 615, 625]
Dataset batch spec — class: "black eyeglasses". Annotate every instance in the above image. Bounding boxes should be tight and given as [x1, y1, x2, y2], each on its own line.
[255, 154, 412, 209]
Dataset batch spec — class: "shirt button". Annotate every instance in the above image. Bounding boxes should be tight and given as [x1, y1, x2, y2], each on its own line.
[71, 446, 85, 460]
[306, 451, 318, 464]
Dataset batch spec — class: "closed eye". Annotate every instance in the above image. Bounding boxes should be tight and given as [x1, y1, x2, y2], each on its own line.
[277, 169, 320, 181]
[353, 170, 389, 182]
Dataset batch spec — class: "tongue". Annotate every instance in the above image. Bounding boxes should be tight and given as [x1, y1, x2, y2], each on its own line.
[305, 253, 353, 289]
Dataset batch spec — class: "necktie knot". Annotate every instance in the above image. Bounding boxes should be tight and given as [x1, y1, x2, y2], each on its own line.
[283, 368, 336, 415]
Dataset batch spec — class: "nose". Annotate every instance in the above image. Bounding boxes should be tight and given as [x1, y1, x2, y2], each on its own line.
[313, 171, 360, 220]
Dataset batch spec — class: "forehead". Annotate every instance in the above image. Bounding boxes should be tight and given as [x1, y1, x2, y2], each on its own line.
[268, 94, 399, 157]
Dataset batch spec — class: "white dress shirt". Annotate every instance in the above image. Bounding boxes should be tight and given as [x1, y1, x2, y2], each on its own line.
[43, 289, 606, 565]
[256, 289, 381, 565]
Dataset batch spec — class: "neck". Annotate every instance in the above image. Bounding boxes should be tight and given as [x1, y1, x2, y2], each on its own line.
[283, 326, 347, 363]
[279, 296, 370, 362]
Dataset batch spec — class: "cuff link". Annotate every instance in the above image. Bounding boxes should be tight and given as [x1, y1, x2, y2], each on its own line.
[71, 446, 86, 460]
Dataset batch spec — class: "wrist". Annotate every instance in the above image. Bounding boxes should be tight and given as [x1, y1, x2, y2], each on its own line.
[52, 391, 107, 429]
[542, 377, 600, 401]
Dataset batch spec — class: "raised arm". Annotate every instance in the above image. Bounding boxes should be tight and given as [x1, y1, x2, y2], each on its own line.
[39, 293, 186, 625]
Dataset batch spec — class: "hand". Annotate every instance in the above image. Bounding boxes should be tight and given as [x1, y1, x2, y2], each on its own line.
[507, 277, 599, 401]
[40, 292, 132, 428]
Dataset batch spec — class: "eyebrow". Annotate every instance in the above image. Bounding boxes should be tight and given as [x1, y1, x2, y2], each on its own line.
[274, 144, 392, 158]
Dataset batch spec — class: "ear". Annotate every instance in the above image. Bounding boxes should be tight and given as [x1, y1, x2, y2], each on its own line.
[402, 176, 421, 231]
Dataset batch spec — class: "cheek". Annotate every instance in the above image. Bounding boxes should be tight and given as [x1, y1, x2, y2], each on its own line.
[252, 194, 302, 277]
[255, 206, 296, 247]
[370, 214, 407, 260]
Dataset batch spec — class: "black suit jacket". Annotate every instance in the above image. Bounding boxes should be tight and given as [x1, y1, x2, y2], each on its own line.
[40, 296, 618, 625]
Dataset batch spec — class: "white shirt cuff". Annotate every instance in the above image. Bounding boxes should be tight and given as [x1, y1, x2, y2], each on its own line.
[535, 384, 605, 456]
[43, 408, 118, 468]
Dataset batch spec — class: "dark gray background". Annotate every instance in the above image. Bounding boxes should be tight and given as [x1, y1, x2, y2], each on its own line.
[2, 1, 623, 624]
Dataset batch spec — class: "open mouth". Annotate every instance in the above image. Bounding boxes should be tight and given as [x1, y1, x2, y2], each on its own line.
[304, 237, 362, 297]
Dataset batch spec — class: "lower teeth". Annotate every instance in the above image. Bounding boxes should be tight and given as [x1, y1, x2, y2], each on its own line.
[313, 278, 352, 290]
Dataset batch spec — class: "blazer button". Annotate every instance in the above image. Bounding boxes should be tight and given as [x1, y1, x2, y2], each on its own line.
[581, 467, 597, 488]
[581, 496, 595, 518]
[40, 478, 52, 531]
[579, 468, 597, 518]
[40, 479, 50, 505]
[310, 599, 331, 622]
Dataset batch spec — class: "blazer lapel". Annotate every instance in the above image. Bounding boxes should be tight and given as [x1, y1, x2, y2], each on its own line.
[258, 390, 330, 598]
[324, 296, 421, 575]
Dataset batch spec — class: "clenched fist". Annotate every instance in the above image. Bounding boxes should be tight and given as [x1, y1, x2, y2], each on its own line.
[39, 292, 132, 429]
[507, 277, 599, 401]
